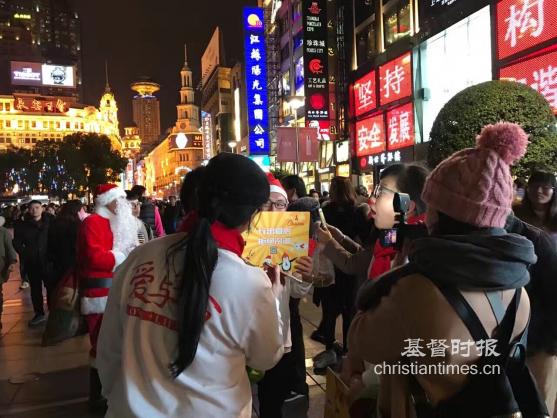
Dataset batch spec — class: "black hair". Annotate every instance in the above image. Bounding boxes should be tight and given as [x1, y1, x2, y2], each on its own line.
[356, 185, 369, 197]
[380, 164, 429, 215]
[169, 153, 269, 378]
[329, 176, 357, 207]
[125, 190, 140, 200]
[281, 175, 307, 199]
[521, 170, 557, 230]
[57, 200, 83, 224]
[180, 166, 207, 214]
[309, 189, 321, 197]
[130, 185, 147, 200]
[29, 200, 42, 207]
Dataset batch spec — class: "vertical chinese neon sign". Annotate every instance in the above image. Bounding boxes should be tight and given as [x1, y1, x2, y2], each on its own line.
[244, 7, 270, 155]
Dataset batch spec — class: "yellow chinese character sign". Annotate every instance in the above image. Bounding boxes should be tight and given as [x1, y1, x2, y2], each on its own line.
[242, 211, 310, 274]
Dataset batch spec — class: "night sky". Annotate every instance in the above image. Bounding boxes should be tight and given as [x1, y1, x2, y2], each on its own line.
[70, 0, 257, 133]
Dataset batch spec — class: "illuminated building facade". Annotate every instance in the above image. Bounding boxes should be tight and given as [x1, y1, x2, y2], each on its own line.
[144, 46, 203, 198]
[131, 78, 161, 151]
[0, 91, 121, 151]
[0, 0, 82, 98]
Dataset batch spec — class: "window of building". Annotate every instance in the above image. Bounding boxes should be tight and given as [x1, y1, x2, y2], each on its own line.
[383, 0, 411, 47]
[356, 19, 376, 65]
[31, 121, 36, 128]
[5, 103, 10, 112]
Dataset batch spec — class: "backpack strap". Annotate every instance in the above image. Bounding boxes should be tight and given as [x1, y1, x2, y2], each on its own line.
[435, 285, 490, 342]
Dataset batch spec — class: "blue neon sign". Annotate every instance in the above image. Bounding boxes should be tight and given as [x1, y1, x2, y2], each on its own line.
[243, 7, 270, 155]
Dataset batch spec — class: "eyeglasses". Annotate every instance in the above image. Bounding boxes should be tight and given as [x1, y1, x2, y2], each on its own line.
[263, 199, 288, 210]
[130, 201, 142, 209]
[372, 184, 397, 199]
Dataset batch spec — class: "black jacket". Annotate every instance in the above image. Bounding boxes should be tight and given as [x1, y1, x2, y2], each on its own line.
[506, 214, 557, 355]
[139, 200, 156, 231]
[47, 217, 80, 283]
[13, 214, 51, 268]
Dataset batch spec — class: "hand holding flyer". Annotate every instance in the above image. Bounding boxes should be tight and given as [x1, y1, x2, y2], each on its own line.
[242, 212, 310, 279]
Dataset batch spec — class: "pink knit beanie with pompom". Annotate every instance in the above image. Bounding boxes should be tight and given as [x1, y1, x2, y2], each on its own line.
[422, 122, 529, 228]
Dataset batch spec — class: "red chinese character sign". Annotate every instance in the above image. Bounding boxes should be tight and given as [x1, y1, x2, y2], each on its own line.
[499, 49, 557, 113]
[497, 0, 557, 60]
[387, 103, 415, 151]
[355, 114, 386, 157]
[354, 71, 376, 117]
[379, 52, 412, 106]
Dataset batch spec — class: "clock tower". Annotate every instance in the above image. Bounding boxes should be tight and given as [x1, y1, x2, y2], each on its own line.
[173, 45, 200, 133]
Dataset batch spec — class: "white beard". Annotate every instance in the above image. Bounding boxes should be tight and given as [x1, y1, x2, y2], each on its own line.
[108, 198, 140, 256]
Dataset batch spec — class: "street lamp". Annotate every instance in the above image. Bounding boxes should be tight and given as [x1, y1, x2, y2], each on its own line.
[287, 96, 305, 175]
[228, 140, 237, 154]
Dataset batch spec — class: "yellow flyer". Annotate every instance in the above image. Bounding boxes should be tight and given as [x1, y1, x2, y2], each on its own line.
[242, 211, 310, 275]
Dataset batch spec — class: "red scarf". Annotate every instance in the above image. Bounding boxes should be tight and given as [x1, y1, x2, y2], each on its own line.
[368, 214, 426, 280]
[178, 211, 245, 257]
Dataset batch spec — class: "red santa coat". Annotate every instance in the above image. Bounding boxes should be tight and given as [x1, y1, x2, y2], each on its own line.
[77, 212, 124, 315]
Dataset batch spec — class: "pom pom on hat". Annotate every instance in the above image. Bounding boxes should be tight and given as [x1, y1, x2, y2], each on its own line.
[476, 122, 529, 165]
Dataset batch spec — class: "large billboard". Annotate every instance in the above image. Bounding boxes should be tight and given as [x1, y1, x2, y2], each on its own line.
[303, 0, 330, 121]
[11, 61, 76, 88]
[496, 0, 557, 60]
[499, 48, 557, 114]
[379, 52, 412, 106]
[201, 27, 222, 87]
[243, 7, 270, 155]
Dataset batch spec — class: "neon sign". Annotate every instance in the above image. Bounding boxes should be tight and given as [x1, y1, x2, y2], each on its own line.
[355, 114, 386, 157]
[243, 7, 270, 155]
[379, 52, 413, 106]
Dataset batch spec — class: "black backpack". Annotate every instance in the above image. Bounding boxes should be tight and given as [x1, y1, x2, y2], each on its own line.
[411, 284, 549, 418]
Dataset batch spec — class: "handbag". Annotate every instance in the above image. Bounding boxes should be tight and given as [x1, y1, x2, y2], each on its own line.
[42, 269, 86, 346]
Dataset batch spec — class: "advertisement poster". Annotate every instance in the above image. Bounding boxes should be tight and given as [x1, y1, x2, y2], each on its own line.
[243, 212, 310, 276]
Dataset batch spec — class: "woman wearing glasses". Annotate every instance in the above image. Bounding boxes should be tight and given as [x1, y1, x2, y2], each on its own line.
[514, 170, 557, 242]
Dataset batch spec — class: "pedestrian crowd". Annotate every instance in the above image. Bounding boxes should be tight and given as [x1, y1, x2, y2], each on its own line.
[0, 122, 556, 418]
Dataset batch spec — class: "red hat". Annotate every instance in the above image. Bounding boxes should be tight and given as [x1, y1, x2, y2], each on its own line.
[95, 183, 126, 207]
[267, 173, 288, 201]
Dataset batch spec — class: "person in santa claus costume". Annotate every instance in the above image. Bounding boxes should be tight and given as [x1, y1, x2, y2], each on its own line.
[77, 183, 139, 412]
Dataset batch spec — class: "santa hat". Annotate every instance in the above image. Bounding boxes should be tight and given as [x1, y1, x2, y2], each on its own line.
[267, 173, 288, 201]
[95, 184, 126, 207]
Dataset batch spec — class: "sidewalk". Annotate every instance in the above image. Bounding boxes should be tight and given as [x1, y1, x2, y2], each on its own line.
[0, 273, 334, 418]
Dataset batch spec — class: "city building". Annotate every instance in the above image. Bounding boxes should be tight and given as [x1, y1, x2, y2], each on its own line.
[200, 27, 234, 154]
[230, 61, 249, 155]
[261, 0, 348, 191]
[348, 0, 557, 190]
[131, 78, 161, 151]
[0, 0, 82, 99]
[0, 89, 122, 151]
[144, 46, 203, 198]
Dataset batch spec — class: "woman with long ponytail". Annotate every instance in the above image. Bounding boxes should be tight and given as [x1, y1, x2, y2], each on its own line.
[97, 154, 285, 418]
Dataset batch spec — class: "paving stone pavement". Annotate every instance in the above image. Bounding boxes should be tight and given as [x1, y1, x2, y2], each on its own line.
[0, 269, 342, 418]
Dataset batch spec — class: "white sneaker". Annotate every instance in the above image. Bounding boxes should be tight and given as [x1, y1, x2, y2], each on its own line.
[20, 282, 29, 289]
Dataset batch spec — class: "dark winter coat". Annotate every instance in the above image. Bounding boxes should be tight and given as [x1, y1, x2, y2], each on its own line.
[13, 214, 50, 269]
[139, 200, 156, 231]
[47, 217, 80, 284]
[506, 214, 557, 355]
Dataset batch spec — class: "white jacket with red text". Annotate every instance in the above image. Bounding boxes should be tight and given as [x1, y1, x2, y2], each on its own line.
[97, 233, 284, 418]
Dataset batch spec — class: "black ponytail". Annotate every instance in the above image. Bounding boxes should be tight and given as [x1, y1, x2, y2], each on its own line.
[169, 217, 218, 377]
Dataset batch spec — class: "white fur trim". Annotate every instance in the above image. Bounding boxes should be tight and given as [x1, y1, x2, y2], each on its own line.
[95, 206, 112, 219]
[270, 185, 288, 200]
[81, 296, 108, 315]
[111, 250, 126, 271]
[95, 187, 126, 208]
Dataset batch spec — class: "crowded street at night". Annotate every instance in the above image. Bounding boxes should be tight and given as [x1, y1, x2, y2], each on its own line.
[1, 0, 557, 417]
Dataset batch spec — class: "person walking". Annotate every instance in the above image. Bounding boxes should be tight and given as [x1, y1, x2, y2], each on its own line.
[130, 185, 165, 238]
[162, 195, 183, 234]
[347, 122, 538, 417]
[77, 184, 139, 412]
[13, 200, 51, 326]
[47, 200, 83, 304]
[0, 216, 18, 330]
[97, 154, 285, 418]
[126, 191, 153, 244]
